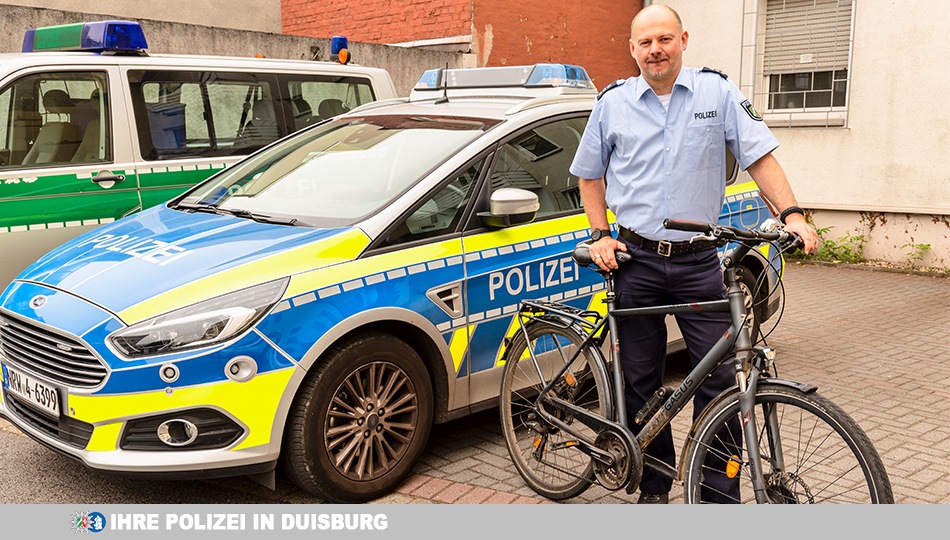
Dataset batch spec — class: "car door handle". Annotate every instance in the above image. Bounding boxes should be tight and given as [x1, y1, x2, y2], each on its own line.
[92, 174, 126, 184]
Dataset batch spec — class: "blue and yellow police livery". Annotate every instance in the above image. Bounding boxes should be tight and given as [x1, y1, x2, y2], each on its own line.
[0, 64, 783, 502]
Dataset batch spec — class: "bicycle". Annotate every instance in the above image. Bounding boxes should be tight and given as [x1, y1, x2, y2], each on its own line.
[498, 218, 893, 503]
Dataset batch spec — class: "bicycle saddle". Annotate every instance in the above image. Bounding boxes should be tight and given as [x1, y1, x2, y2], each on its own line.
[572, 241, 632, 269]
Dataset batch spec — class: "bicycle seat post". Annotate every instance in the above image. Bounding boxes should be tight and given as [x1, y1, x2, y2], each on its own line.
[601, 269, 630, 427]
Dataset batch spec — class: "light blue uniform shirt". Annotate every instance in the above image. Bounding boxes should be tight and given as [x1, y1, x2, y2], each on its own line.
[570, 67, 779, 242]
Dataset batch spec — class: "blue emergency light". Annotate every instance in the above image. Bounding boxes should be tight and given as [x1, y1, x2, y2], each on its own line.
[23, 20, 148, 54]
[330, 35, 350, 64]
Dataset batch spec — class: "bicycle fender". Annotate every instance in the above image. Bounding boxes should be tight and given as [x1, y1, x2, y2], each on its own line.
[677, 379, 817, 480]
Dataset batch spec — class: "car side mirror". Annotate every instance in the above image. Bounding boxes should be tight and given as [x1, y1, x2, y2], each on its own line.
[477, 188, 540, 228]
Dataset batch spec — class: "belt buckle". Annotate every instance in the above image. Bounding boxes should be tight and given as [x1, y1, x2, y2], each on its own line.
[657, 240, 672, 257]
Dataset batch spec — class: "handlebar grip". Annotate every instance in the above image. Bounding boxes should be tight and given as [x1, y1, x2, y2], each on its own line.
[663, 218, 711, 233]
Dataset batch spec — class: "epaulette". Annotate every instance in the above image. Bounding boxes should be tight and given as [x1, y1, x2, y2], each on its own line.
[701, 67, 729, 80]
[597, 79, 625, 100]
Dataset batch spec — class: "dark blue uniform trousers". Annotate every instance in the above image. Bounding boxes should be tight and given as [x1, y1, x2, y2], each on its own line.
[615, 237, 740, 501]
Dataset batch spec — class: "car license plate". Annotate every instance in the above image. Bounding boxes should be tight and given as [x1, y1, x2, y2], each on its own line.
[1, 363, 61, 418]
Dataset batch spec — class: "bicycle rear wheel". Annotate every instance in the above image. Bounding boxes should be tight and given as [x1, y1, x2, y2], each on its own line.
[683, 383, 893, 503]
[499, 321, 610, 500]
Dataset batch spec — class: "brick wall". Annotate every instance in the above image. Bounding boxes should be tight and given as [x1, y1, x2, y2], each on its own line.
[282, 0, 473, 43]
[472, 0, 641, 88]
[281, 0, 642, 89]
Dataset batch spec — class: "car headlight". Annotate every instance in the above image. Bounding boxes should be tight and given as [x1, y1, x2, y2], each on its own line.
[109, 278, 289, 358]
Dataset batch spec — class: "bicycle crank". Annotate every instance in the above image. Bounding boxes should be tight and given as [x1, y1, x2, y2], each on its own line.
[592, 427, 643, 492]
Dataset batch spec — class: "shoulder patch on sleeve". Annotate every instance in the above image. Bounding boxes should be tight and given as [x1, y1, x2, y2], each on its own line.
[701, 67, 729, 80]
[597, 79, 625, 100]
[741, 99, 764, 121]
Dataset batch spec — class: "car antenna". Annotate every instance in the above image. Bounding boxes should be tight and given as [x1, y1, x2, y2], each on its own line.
[434, 63, 449, 104]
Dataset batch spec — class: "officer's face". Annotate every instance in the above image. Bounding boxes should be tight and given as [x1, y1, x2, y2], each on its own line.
[629, 7, 688, 90]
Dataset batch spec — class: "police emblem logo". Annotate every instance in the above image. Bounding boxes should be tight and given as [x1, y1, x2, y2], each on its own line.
[741, 99, 763, 121]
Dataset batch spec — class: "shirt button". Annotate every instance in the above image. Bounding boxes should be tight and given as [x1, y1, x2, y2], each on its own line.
[665, 147, 671, 152]
[666, 172, 671, 176]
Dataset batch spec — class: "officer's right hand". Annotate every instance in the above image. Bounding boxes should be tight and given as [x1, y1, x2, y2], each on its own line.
[588, 237, 627, 271]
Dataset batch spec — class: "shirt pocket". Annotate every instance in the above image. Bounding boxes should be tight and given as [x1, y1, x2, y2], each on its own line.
[684, 121, 724, 172]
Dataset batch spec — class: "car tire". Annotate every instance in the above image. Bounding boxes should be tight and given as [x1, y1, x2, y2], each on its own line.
[282, 332, 433, 502]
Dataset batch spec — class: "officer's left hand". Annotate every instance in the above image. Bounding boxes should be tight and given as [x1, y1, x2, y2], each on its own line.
[782, 214, 819, 254]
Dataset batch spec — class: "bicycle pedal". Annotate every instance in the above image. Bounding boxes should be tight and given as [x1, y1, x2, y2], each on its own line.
[550, 440, 580, 451]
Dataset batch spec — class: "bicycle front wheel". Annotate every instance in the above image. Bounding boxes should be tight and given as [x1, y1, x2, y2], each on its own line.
[683, 383, 893, 503]
[499, 321, 611, 500]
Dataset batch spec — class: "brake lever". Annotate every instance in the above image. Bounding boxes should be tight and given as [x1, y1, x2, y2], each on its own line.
[690, 234, 717, 243]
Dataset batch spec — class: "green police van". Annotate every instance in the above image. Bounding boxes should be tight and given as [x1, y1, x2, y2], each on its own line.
[0, 20, 397, 286]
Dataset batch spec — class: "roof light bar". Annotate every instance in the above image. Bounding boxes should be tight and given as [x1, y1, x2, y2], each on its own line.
[23, 20, 148, 54]
[413, 64, 595, 92]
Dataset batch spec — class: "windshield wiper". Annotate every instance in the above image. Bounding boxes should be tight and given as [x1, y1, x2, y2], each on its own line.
[227, 208, 298, 226]
[172, 202, 297, 226]
[172, 201, 227, 214]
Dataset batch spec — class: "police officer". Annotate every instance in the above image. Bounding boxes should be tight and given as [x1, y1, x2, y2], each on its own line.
[570, 3, 818, 504]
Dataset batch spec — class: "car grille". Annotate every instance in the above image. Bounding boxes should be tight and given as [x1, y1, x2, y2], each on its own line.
[0, 311, 108, 388]
[4, 392, 94, 449]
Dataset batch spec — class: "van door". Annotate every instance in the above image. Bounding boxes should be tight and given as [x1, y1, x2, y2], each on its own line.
[0, 66, 140, 286]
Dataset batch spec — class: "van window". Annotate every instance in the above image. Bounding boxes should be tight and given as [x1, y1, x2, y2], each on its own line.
[278, 75, 376, 129]
[129, 71, 380, 161]
[128, 70, 281, 160]
[0, 72, 110, 168]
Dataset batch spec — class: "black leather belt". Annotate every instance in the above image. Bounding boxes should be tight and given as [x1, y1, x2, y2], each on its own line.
[618, 227, 717, 257]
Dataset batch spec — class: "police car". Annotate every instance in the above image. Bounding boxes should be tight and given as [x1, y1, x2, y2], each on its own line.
[0, 64, 783, 502]
[0, 20, 396, 287]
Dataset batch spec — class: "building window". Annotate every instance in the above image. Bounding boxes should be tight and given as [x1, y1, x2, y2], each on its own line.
[750, 0, 854, 127]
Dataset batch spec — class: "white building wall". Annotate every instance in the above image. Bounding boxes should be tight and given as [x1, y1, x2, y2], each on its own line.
[664, 0, 950, 268]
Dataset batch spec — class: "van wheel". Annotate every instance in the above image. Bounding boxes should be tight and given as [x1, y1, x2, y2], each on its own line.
[736, 265, 765, 344]
[283, 332, 433, 502]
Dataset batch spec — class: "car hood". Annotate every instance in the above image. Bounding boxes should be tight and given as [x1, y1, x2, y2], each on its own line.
[14, 204, 364, 318]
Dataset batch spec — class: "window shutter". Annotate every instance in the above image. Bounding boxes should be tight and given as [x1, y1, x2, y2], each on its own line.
[764, 0, 852, 73]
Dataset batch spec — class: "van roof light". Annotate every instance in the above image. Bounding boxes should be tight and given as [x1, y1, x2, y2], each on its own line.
[330, 36, 350, 64]
[413, 63, 595, 92]
[23, 20, 148, 54]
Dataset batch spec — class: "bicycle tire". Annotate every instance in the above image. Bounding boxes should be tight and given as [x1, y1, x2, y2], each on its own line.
[683, 383, 893, 503]
[499, 321, 611, 500]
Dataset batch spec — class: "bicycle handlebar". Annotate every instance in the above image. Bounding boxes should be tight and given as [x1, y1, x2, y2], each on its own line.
[663, 218, 802, 251]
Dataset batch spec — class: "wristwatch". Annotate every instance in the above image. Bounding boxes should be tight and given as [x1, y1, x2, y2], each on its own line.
[590, 228, 612, 242]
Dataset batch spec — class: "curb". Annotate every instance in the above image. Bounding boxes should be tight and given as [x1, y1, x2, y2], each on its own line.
[786, 258, 949, 278]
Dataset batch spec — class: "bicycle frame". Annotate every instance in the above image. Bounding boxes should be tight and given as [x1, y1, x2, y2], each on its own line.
[516, 240, 781, 500]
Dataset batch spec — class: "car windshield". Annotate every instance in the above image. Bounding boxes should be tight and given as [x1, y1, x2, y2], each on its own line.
[176, 114, 496, 227]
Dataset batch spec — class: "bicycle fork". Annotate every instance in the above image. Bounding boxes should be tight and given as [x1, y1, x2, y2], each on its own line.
[727, 267, 778, 503]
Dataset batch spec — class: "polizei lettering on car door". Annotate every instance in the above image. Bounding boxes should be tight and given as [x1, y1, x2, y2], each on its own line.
[488, 255, 580, 301]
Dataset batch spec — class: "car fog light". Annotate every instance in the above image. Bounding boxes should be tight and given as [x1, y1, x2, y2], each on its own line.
[225, 356, 257, 382]
[157, 419, 199, 447]
[159, 363, 180, 383]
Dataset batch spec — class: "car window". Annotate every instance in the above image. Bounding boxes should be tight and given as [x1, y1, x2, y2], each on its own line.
[0, 71, 110, 168]
[385, 160, 483, 246]
[489, 116, 586, 219]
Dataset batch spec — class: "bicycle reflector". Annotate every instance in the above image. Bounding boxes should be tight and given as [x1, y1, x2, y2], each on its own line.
[22, 20, 148, 54]
[330, 35, 350, 64]
[725, 455, 742, 479]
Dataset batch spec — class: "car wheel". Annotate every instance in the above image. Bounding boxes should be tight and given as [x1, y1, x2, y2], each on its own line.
[283, 332, 433, 502]
[736, 265, 765, 344]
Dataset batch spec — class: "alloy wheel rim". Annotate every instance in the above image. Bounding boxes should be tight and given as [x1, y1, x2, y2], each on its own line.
[324, 360, 418, 481]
